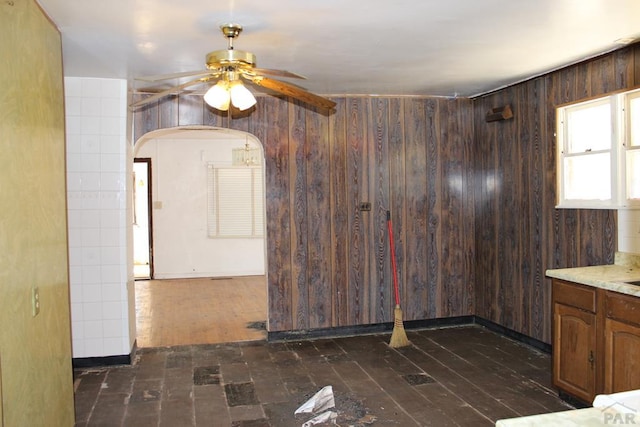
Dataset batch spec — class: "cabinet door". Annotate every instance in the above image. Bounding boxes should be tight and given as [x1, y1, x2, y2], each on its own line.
[604, 318, 640, 393]
[553, 303, 597, 402]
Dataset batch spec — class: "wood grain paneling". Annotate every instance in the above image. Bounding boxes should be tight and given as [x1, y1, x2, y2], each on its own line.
[253, 97, 293, 332]
[368, 98, 391, 323]
[132, 95, 159, 142]
[387, 99, 407, 312]
[404, 98, 430, 319]
[473, 45, 637, 343]
[132, 43, 636, 341]
[329, 98, 349, 327]
[306, 104, 333, 329]
[346, 98, 369, 326]
[288, 99, 309, 330]
[159, 95, 179, 129]
[178, 94, 204, 125]
[133, 95, 476, 333]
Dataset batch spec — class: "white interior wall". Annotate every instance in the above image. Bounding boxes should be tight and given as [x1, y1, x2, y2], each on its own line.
[136, 132, 265, 279]
[65, 77, 132, 358]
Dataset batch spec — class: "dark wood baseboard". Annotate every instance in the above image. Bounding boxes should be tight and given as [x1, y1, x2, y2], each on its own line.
[74, 318, 551, 368]
[267, 315, 551, 355]
[473, 317, 551, 354]
[267, 315, 476, 342]
[268, 322, 390, 341]
[72, 340, 137, 369]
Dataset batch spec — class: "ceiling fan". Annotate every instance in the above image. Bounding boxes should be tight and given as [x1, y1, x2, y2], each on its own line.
[130, 24, 336, 111]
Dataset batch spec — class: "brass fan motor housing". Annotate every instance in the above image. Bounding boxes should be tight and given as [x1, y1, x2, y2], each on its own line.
[205, 49, 256, 70]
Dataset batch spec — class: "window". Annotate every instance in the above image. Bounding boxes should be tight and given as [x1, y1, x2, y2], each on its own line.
[625, 91, 640, 200]
[207, 165, 264, 238]
[556, 88, 640, 209]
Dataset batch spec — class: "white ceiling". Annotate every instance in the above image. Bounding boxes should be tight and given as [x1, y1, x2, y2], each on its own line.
[37, 0, 640, 98]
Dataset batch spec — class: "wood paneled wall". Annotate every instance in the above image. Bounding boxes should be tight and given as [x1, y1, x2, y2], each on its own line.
[473, 44, 639, 343]
[133, 95, 476, 332]
[133, 43, 637, 342]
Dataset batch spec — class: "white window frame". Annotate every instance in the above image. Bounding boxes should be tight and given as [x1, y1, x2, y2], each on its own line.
[556, 88, 640, 209]
[207, 165, 264, 238]
[623, 90, 640, 203]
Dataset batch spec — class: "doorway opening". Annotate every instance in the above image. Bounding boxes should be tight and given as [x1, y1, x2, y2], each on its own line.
[133, 158, 152, 280]
[132, 126, 268, 347]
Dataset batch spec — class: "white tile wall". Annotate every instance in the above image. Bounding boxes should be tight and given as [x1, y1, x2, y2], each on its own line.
[618, 209, 640, 254]
[65, 77, 132, 358]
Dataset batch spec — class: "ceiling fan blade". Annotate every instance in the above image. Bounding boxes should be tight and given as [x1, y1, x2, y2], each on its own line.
[247, 75, 336, 110]
[244, 67, 306, 79]
[130, 77, 211, 108]
[135, 69, 213, 82]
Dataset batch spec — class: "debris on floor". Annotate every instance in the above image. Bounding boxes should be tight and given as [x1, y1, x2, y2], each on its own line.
[295, 385, 335, 415]
[302, 410, 338, 426]
[295, 385, 337, 426]
[246, 320, 267, 330]
[295, 386, 378, 426]
[333, 391, 377, 426]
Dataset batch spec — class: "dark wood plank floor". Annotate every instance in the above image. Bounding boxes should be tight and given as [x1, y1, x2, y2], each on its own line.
[74, 325, 573, 426]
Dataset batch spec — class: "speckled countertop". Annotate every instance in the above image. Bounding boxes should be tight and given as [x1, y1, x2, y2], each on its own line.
[545, 252, 640, 297]
[496, 406, 612, 426]
[496, 389, 640, 426]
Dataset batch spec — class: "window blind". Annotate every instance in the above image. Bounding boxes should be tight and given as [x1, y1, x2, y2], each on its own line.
[207, 165, 264, 238]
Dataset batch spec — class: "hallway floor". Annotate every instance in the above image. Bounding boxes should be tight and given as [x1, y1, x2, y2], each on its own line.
[135, 276, 267, 347]
[74, 325, 573, 426]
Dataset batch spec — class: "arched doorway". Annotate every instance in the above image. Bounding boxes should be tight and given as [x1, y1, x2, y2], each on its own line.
[132, 126, 268, 346]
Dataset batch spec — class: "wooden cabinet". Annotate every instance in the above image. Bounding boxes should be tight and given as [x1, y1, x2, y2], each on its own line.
[552, 280, 598, 402]
[553, 278, 640, 403]
[604, 291, 640, 394]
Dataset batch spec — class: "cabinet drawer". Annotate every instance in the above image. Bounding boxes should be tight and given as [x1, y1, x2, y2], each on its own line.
[553, 279, 596, 313]
[605, 291, 640, 327]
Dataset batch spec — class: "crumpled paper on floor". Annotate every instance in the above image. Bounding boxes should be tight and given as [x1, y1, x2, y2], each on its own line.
[301, 410, 337, 426]
[294, 385, 335, 414]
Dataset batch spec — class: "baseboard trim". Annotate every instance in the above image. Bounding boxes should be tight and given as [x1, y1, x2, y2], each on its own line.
[74, 318, 551, 368]
[267, 322, 392, 341]
[268, 315, 476, 342]
[267, 316, 474, 342]
[268, 315, 551, 354]
[405, 315, 476, 331]
[473, 317, 551, 354]
[72, 340, 137, 369]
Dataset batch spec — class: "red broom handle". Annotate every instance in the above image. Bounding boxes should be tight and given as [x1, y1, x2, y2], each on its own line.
[387, 211, 401, 306]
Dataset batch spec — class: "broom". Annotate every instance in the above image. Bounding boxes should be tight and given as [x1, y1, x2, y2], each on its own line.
[387, 211, 410, 348]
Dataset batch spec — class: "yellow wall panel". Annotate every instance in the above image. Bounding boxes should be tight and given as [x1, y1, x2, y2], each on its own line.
[0, 0, 74, 425]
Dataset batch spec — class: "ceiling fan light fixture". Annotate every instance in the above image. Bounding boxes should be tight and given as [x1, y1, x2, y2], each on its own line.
[204, 80, 231, 110]
[229, 81, 257, 111]
[131, 23, 335, 111]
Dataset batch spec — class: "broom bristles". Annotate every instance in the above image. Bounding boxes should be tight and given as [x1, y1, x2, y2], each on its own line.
[389, 304, 410, 348]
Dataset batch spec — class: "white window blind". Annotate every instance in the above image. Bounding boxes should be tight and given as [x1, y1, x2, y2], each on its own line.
[207, 165, 264, 238]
